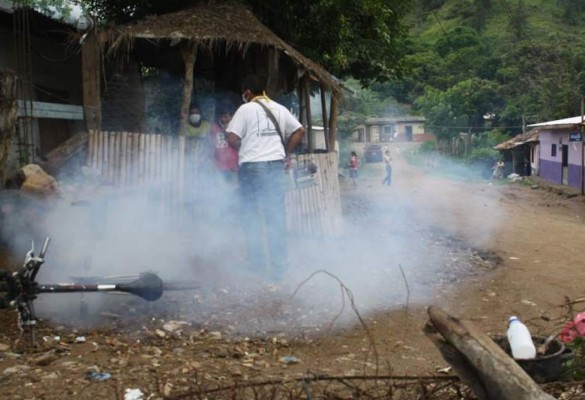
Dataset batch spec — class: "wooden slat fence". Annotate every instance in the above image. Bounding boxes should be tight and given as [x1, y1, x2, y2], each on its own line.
[86, 130, 343, 236]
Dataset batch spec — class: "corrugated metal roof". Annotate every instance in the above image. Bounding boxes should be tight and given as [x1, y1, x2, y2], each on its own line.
[528, 116, 585, 128]
[494, 129, 539, 150]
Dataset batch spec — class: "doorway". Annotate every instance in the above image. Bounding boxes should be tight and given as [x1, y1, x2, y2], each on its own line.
[405, 125, 413, 141]
[562, 144, 569, 185]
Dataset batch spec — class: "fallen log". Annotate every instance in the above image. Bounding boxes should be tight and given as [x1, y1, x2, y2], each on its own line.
[425, 306, 556, 400]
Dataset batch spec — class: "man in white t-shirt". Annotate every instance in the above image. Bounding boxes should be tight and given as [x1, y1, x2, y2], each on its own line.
[226, 75, 304, 281]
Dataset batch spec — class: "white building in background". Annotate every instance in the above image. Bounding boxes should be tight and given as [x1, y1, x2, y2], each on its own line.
[352, 116, 433, 143]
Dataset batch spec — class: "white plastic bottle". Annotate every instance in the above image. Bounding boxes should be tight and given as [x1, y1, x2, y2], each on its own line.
[507, 316, 536, 359]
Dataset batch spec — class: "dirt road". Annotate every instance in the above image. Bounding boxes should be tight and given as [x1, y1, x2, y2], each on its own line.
[333, 143, 585, 374]
[1, 144, 585, 398]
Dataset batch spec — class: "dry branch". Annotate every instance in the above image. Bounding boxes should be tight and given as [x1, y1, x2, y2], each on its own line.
[290, 269, 379, 373]
[166, 374, 459, 399]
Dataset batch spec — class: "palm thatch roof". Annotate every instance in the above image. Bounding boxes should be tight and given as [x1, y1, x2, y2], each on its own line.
[99, 1, 342, 96]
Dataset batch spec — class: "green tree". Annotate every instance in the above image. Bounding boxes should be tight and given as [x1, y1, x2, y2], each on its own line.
[20, 0, 75, 18]
[558, 0, 585, 25]
[470, 0, 492, 32]
[415, 88, 459, 141]
[337, 78, 409, 139]
[416, 78, 503, 140]
[505, 0, 530, 43]
[497, 40, 585, 124]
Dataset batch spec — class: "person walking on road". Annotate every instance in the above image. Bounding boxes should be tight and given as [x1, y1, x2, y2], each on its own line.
[382, 150, 392, 186]
[348, 151, 358, 189]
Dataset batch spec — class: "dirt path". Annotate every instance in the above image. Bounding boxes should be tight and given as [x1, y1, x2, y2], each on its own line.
[336, 143, 585, 374]
[2, 145, 585, 398]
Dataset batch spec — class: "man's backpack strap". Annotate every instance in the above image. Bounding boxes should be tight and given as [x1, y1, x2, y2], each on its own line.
[253, 99, 287, 151]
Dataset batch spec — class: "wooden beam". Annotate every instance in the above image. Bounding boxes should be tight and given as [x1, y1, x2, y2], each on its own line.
[0, 69, 17, 187]
[328, 94, 338, 152]
[320, 84, 329, 152]
[178, 42, 196, 137]
[426, 307, 556, 400]
[43, 132, 88, 174]
[18, 101, 84, 120]
[81, 30, 102, 131]
[266, 47, 279, 97]
[297, 84, 305, 126]
[305, 77, 313, 152]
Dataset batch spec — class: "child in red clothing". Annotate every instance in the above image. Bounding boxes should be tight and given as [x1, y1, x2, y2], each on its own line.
[348, 151, 358, 188]
[210, 109, 239, 182]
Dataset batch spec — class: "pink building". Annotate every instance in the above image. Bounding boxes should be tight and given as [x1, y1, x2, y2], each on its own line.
[528, 116, 585, 188]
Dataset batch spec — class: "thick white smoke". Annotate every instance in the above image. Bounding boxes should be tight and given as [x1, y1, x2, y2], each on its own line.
[0, 136, 505, 336]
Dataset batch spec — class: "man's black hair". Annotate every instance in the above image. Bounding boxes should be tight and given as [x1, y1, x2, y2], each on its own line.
[241, 75, 266, 94]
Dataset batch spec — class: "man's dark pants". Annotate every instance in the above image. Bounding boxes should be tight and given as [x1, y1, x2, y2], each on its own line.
[238, 160, 287, 280]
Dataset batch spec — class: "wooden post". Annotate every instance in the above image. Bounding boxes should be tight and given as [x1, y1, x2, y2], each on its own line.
[266, 47, 280, 97]
[328, 94, 338, 152]
[305, 77, 313, 152]
[81, 30, 102, 131]
[179, 42, 196, 137]
[297, 85, 305, 126]
[320, 85, 329, 152]
[0, 69, 17, 187]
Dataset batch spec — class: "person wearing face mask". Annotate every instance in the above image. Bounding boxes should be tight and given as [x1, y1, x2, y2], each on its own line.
[186, 104, 211, 137]
[226, 74, 304, 282]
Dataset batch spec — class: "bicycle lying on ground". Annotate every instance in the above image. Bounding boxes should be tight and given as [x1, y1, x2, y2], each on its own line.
[0, 237, 199, 345]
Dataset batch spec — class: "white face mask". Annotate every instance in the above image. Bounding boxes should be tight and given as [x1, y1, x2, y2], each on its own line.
[189, 114, 201, 125]
[241, 93, 248, 103]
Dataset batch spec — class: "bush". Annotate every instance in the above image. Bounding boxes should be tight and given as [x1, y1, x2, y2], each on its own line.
[466, 146, 499, 164]
[419, 140, 438, 153]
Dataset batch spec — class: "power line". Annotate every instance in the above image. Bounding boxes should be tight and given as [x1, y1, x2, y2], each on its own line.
[425, 124, 523, 130]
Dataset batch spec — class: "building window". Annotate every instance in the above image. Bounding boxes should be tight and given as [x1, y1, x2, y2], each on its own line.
[381, 125, 394, 142]
[551, 144, 557, 157]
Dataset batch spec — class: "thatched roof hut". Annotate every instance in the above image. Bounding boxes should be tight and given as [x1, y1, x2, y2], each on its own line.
[93, 1, 341, 149]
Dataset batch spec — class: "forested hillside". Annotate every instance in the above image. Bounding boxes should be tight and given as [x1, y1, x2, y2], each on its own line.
[384, 0, 585, 140]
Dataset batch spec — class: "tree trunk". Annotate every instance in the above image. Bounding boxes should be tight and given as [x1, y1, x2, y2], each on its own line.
[426, 307, 556, 400]
[0, 69, 18, 187]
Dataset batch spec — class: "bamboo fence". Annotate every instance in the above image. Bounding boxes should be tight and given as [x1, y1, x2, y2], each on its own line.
[86, 130, 343, 236]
